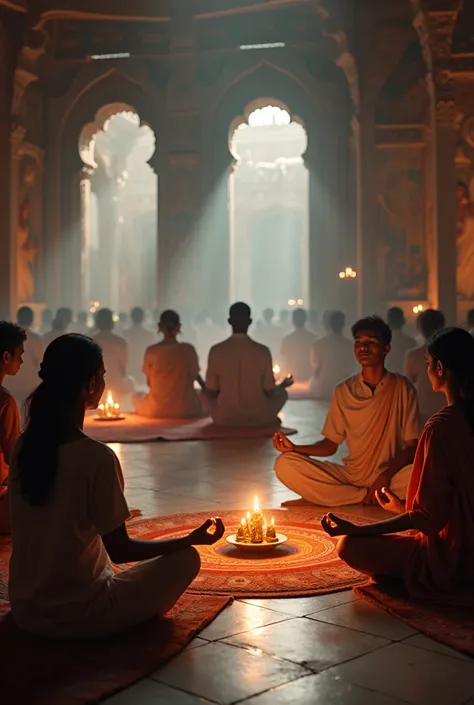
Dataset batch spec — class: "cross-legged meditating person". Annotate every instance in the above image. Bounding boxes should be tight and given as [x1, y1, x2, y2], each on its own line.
[404, 308, 445, 425]
[4, 306, 44, 407]
[322, 327, 474, 601]
[386, 307, 415, 375]
[310, 310, 354, 399]
[255, 308, 282, 360]
[274, 316, 420, 507]
[132, 310, 204, 419]
[280, 308, 316, 382]
[43, 307, 73, 344]
[8, 334, 224, 639]
[203, 302, 293, 427]
[124, 306, 155, 386]
[0, 322, 25, 534]
[93, 308, 133, 401]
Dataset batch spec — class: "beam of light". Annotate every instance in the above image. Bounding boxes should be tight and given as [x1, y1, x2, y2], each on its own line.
[240, 43, 285, 50]
[90, 53, 131, 60]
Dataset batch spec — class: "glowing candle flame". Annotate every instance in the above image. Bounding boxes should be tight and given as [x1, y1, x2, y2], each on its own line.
[246, 511, 251, 520]
[107, 392, 114, 405]
[273, 364, 281, 375]
[271, 517, 275, 527]
[253, 495, 260, 512]
[241, 518, 246, 526]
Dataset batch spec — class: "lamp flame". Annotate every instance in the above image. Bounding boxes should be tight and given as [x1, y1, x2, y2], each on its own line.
[106, 392, 114, 405]
[253, 495, 260, 512]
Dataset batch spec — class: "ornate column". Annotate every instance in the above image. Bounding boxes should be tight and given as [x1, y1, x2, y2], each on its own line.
[412, 2, 459, 323]
[352, 98, 377, 317]
[9, 125, 25, 314]
[79, 166, 94, 310]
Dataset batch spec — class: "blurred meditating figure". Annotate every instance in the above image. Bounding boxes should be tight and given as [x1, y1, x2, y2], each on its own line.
[280, 308, 316, 382]
[255, 308, 281, 359]
[386, 307, 415, 375]
[274, 316, 419, 507]
[124, 307, 154, 386]
[277, 308, 291, 336]
[323, 327, 474, 602]
[310, 311, 353, 399]
[203, 302, 293, 427]
[8, 334, 224, 639]
[4, 307, 44, 406]
[0, 321, 25, 534]
[132, 310, 203, 419]
[74, 311, 91, 336]
[93, 308, 133, 401]
[467, 308, 474, 336]
[40, 308, 53, 336]
[405, 308, 445, 425]
[43, 307, 73, 344]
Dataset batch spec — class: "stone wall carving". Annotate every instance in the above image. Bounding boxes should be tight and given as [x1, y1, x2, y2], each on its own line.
[375, 140, 427, 301]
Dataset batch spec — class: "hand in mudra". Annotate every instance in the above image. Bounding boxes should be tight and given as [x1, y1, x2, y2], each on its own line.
[321, 512, 359, 537]
[375, 487, 405, 515]
[273, 432, 295, 453]
[188, 518, 225, 545]
[281, 374, 294, 389]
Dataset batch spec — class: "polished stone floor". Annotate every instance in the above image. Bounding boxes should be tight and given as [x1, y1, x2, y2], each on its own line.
[104, 400, 474, 705]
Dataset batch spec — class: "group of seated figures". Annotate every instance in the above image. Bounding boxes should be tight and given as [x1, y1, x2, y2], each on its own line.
[1, 300, 474, 638]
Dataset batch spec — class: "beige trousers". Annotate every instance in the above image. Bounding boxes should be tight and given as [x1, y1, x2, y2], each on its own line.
[19, 547, 201, 640]
[274, 451, 412, 507]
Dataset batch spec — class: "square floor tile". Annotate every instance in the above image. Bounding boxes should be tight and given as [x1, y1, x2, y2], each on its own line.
[308, 598, 415, 640]
[185, 637, 210, 651]
[199, 600, 290, 641]
[242, 591, 359, 617]
[103, 679, 213, 704]
[152, 642, 309, 705]
[326, 642, 474, 705]
[223, 617, 389, 670]
[241, 672, 406, 705]
[402, 634, 473, 662]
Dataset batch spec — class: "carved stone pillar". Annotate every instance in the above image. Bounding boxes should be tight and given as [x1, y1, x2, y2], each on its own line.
[79, 167, 94, 310]
[352, 101, 377, 317]
[411, 3, 459, 322]
[9, 126, 25, 315]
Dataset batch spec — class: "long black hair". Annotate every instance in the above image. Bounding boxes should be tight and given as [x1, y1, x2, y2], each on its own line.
[428, 327, 474, 434]
[17, 334, 103, 506]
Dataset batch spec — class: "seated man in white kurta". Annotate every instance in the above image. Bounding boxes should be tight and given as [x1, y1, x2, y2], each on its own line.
[202, 302, 292, 427]
[274, 316, 420, 507]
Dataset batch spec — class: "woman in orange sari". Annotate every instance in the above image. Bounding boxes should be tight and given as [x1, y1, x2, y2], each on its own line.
[322, 327, 474, 602]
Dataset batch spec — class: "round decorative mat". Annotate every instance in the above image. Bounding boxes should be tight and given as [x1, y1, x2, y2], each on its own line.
[128, 509, 367, 598]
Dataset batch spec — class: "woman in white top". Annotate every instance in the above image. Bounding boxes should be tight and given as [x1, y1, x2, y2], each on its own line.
[8, 334, 224, 639]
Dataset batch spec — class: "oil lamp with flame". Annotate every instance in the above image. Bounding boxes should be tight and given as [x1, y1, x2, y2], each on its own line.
[96, 392, 124, 421]
[233, 497, 281, 545]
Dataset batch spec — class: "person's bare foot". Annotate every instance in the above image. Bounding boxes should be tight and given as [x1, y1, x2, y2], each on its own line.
[281, 497, 316, 507]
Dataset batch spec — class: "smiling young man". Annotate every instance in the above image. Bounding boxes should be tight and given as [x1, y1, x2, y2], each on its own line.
[273, 316, 420, 507]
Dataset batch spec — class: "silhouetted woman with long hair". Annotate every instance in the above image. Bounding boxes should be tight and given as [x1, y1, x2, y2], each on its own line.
[322, 327, 474, 602]
[8, 334, 224, 638]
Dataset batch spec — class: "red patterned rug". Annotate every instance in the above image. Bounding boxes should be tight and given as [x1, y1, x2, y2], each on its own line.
[0, 534, 232, 704]
[356, 583, 474, 659]
[127, 509, 368, 598]
[0, 595, 232, 705]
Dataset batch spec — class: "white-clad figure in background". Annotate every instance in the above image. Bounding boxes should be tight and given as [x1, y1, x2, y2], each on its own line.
[93, 308, 133, 403]
[386, 307, 416, 375]
[124, 307, 155, 387]
[310, 310, 354, 399]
